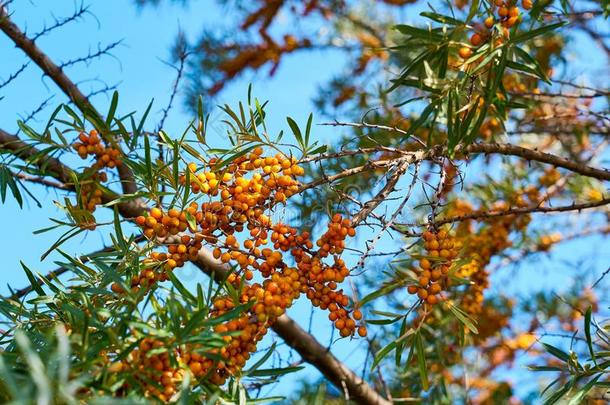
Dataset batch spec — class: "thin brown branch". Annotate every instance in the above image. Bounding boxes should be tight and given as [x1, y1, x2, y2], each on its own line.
[351, 159, 410, 226]
[12, 171, 71, 190]
[318, 121, 610, 181]
[433, 198, 610, 226]
[320, 120, 426, 148]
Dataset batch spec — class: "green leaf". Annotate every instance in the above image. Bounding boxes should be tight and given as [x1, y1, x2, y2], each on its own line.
[543, 381, 571, 405]
[512, 21, 567, 44]
[415, 332, 429, 391]
[542, 342, 570, 363]
[360, 281, 402, 306]
[420, 11, 464, 26]
[305, 113, 313, 147]
[106, 91, 119, 127]
[244, 343, 276, 376]
[144, 133, 152, 182]
[448, 304, 478, 334]
[567, 375, 601, 405]
[584, 307, 597, 366]
[527, 365, 564, 372]
[513, 46, 550, 83]
[286, 117, 304, 150]
[371, 340, 397, 370]
[394, 24, 444, 42]
[247, 366, 304, 377]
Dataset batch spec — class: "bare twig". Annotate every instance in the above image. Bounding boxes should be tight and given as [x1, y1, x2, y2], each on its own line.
[0, 61, 29, 89]
[0, 10, 138, 195]
[30, 2, 90, 42]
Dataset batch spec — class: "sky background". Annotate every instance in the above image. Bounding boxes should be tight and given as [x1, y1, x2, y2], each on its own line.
[1, 0, 609, 402]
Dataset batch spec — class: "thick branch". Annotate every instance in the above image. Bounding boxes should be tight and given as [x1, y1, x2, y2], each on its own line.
[458, 143, 610, 181]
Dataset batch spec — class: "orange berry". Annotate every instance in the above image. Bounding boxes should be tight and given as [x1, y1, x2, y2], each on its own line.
[150, 208, 163, 220]
[458, 47, 473, 59]
[470, 33, 483, 47]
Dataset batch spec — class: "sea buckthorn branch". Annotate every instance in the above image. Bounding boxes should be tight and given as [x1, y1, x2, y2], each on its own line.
[319, 120, 427, 148]
[190, 249, 392, 405]
[0, 8, 138, 196]
[7, 235, 146, 301]
[300, 154, 424, 193]
[319, 121, 610, 180]
[2, 127, 384, 403]
[350, 159, 412, 226]
[111, 148, 392, 402]
[11, 171, 71, 190]
[355, 162, 421, 270]
[0, 128, 147, 218]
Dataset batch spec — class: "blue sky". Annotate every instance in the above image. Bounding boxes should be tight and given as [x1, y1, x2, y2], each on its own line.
[1, 0, 609, 402]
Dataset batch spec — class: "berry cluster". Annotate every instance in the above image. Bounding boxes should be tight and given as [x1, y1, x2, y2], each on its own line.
[459, 0, 532, 60]
[136, 205, 195, 240]
[72, 129, 122, 169]
[121, 148, 365, 396]
[408, 229, 459, 306]
[70, 130, 123, 225]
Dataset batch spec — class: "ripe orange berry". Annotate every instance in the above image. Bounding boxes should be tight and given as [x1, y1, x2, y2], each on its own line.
[470, 33, 483, 47]
[506, 16, 519, 27]
[522, 0, 532, 9]
[150, 208, 163, 220]
[484, 16, 495, 28]
[458, 47, 473, 59]
[357, 326, 367, 337]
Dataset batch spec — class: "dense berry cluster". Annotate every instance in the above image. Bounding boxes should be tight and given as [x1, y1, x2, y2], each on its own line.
[70, 130, 123, 226]
[119, 148, 364, 398]
[407, 228, 459, 306]
[72, 129, 122, 169]
[459, 0, 532, 60]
